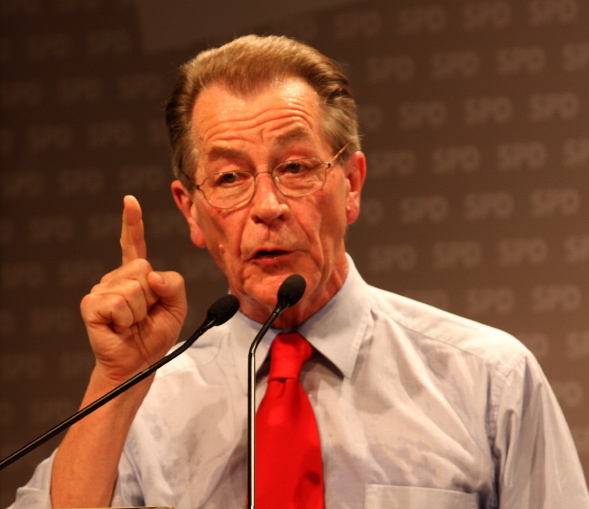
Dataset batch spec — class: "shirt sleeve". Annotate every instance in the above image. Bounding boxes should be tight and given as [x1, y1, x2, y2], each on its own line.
[493, 351, 589, 508]
[7, 448, 141, 508]
[7, 454, 55, 509]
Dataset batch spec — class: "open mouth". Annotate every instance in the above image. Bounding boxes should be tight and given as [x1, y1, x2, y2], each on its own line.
[255, 250, 289, 259]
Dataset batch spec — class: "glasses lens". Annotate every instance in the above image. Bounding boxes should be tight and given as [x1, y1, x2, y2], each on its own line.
[273, 159, 326, 196]
[199, 157, 330, 209]
[204, 171, 254, 208]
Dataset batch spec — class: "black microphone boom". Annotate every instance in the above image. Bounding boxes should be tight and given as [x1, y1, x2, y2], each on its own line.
[247, 274, 306, 509]
[0, 293, 240, 471]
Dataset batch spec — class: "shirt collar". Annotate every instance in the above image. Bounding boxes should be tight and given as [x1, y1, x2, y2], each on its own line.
[227, 255, 372, 392]
[297, 255, 371, 379]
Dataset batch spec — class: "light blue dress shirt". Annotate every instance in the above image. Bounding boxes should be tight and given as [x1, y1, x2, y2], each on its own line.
[10, 257, 589, 508]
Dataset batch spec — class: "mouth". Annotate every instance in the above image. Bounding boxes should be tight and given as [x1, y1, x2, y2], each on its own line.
[248, 245, 298, 265]
[253, 249, 291, 260]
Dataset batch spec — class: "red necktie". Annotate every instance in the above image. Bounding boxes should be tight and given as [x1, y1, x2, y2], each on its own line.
[256, 332, 325, 508]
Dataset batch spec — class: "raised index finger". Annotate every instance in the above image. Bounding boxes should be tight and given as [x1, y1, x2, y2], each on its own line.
[120, 195, 147, 264]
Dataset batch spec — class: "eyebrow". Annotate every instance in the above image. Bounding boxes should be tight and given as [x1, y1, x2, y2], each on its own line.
[274, 127, 313, 146]
[205, 146, 244, 162]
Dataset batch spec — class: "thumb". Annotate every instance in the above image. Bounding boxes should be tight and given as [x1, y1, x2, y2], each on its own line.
[147, 271, 187, 317]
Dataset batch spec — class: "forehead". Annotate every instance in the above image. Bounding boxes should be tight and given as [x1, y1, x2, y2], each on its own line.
[191, 78, 326, 152]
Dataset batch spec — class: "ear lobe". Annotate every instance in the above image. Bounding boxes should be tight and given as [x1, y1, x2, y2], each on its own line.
[344, 151, 367, 225]
[171, 180, 207, 248]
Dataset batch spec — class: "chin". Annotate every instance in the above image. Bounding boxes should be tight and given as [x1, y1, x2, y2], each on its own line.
[237, 275, 288, 315]
[245, 277, 284, 304]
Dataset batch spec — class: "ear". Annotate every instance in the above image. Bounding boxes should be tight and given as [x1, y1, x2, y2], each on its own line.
[344, 151, 367, 225]
[171, 180, 207, 248]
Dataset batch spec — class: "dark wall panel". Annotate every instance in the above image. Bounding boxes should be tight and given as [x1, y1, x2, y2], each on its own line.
[1, 0, 588, 503]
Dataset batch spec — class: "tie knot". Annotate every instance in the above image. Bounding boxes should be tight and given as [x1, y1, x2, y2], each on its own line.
[268, 332, 312, 381]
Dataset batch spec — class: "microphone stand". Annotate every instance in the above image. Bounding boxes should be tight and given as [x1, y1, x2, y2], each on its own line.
[247, 311, 281, 509]
[247, 274, 305, 509]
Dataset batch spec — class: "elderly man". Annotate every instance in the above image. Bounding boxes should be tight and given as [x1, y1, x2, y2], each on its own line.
[10, 35, 589, 509]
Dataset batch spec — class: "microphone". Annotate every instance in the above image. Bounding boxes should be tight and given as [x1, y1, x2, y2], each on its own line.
[247, 274, 307, 509]
[276, 273, 306, 311]
[0, 293, 240, 471]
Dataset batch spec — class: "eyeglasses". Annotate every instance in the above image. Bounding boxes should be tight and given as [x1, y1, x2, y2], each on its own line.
[185, 143, 350, 210]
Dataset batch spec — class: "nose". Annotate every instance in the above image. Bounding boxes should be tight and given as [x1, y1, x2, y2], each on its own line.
[249, 172, 289, 224]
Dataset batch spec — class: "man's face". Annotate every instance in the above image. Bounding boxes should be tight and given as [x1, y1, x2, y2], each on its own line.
[172, 78, 365, 327]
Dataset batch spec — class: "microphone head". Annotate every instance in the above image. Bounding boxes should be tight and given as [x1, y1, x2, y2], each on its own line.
[207, 294, 240, 325]
[277, 274, 306, 308]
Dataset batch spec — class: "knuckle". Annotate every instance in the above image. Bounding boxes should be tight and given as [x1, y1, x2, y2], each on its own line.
[127, 257, 152, 273]
[80, 293, 95, 312]
[99, 269, 116, 284]
[110, 293, 130, 312]
[126, 279, 145, 298]
[91, 281, 106, 293]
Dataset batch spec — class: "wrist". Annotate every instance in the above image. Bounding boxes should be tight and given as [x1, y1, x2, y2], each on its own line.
[83, 365, 154, 410]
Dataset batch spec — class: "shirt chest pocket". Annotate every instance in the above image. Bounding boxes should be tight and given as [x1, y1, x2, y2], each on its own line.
[365, 485, 478, 509]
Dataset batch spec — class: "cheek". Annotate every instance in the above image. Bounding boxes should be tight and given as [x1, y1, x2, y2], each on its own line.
[198, 222, 232, 274]
[205, 212, 245, 260]
[321, 183, 349, 230]
[310, 195, 348, 252]
[192, 204, 223, 251]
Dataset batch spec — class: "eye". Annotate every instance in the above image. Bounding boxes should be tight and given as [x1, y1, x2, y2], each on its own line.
[282, 162, 305, 174]
[278, 159, 320, 175]
[210, 171, 251, 187]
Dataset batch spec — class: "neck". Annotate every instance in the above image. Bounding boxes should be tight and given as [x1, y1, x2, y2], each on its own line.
[241, 251, 349, 330]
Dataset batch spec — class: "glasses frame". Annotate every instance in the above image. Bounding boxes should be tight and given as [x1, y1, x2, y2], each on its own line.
[182, 142, 351, 210]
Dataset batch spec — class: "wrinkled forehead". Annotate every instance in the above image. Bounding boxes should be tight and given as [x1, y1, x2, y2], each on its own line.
[190, 78, 328, 154]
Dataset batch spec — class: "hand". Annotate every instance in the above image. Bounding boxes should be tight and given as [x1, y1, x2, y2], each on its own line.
[80, 195, 187, 387]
